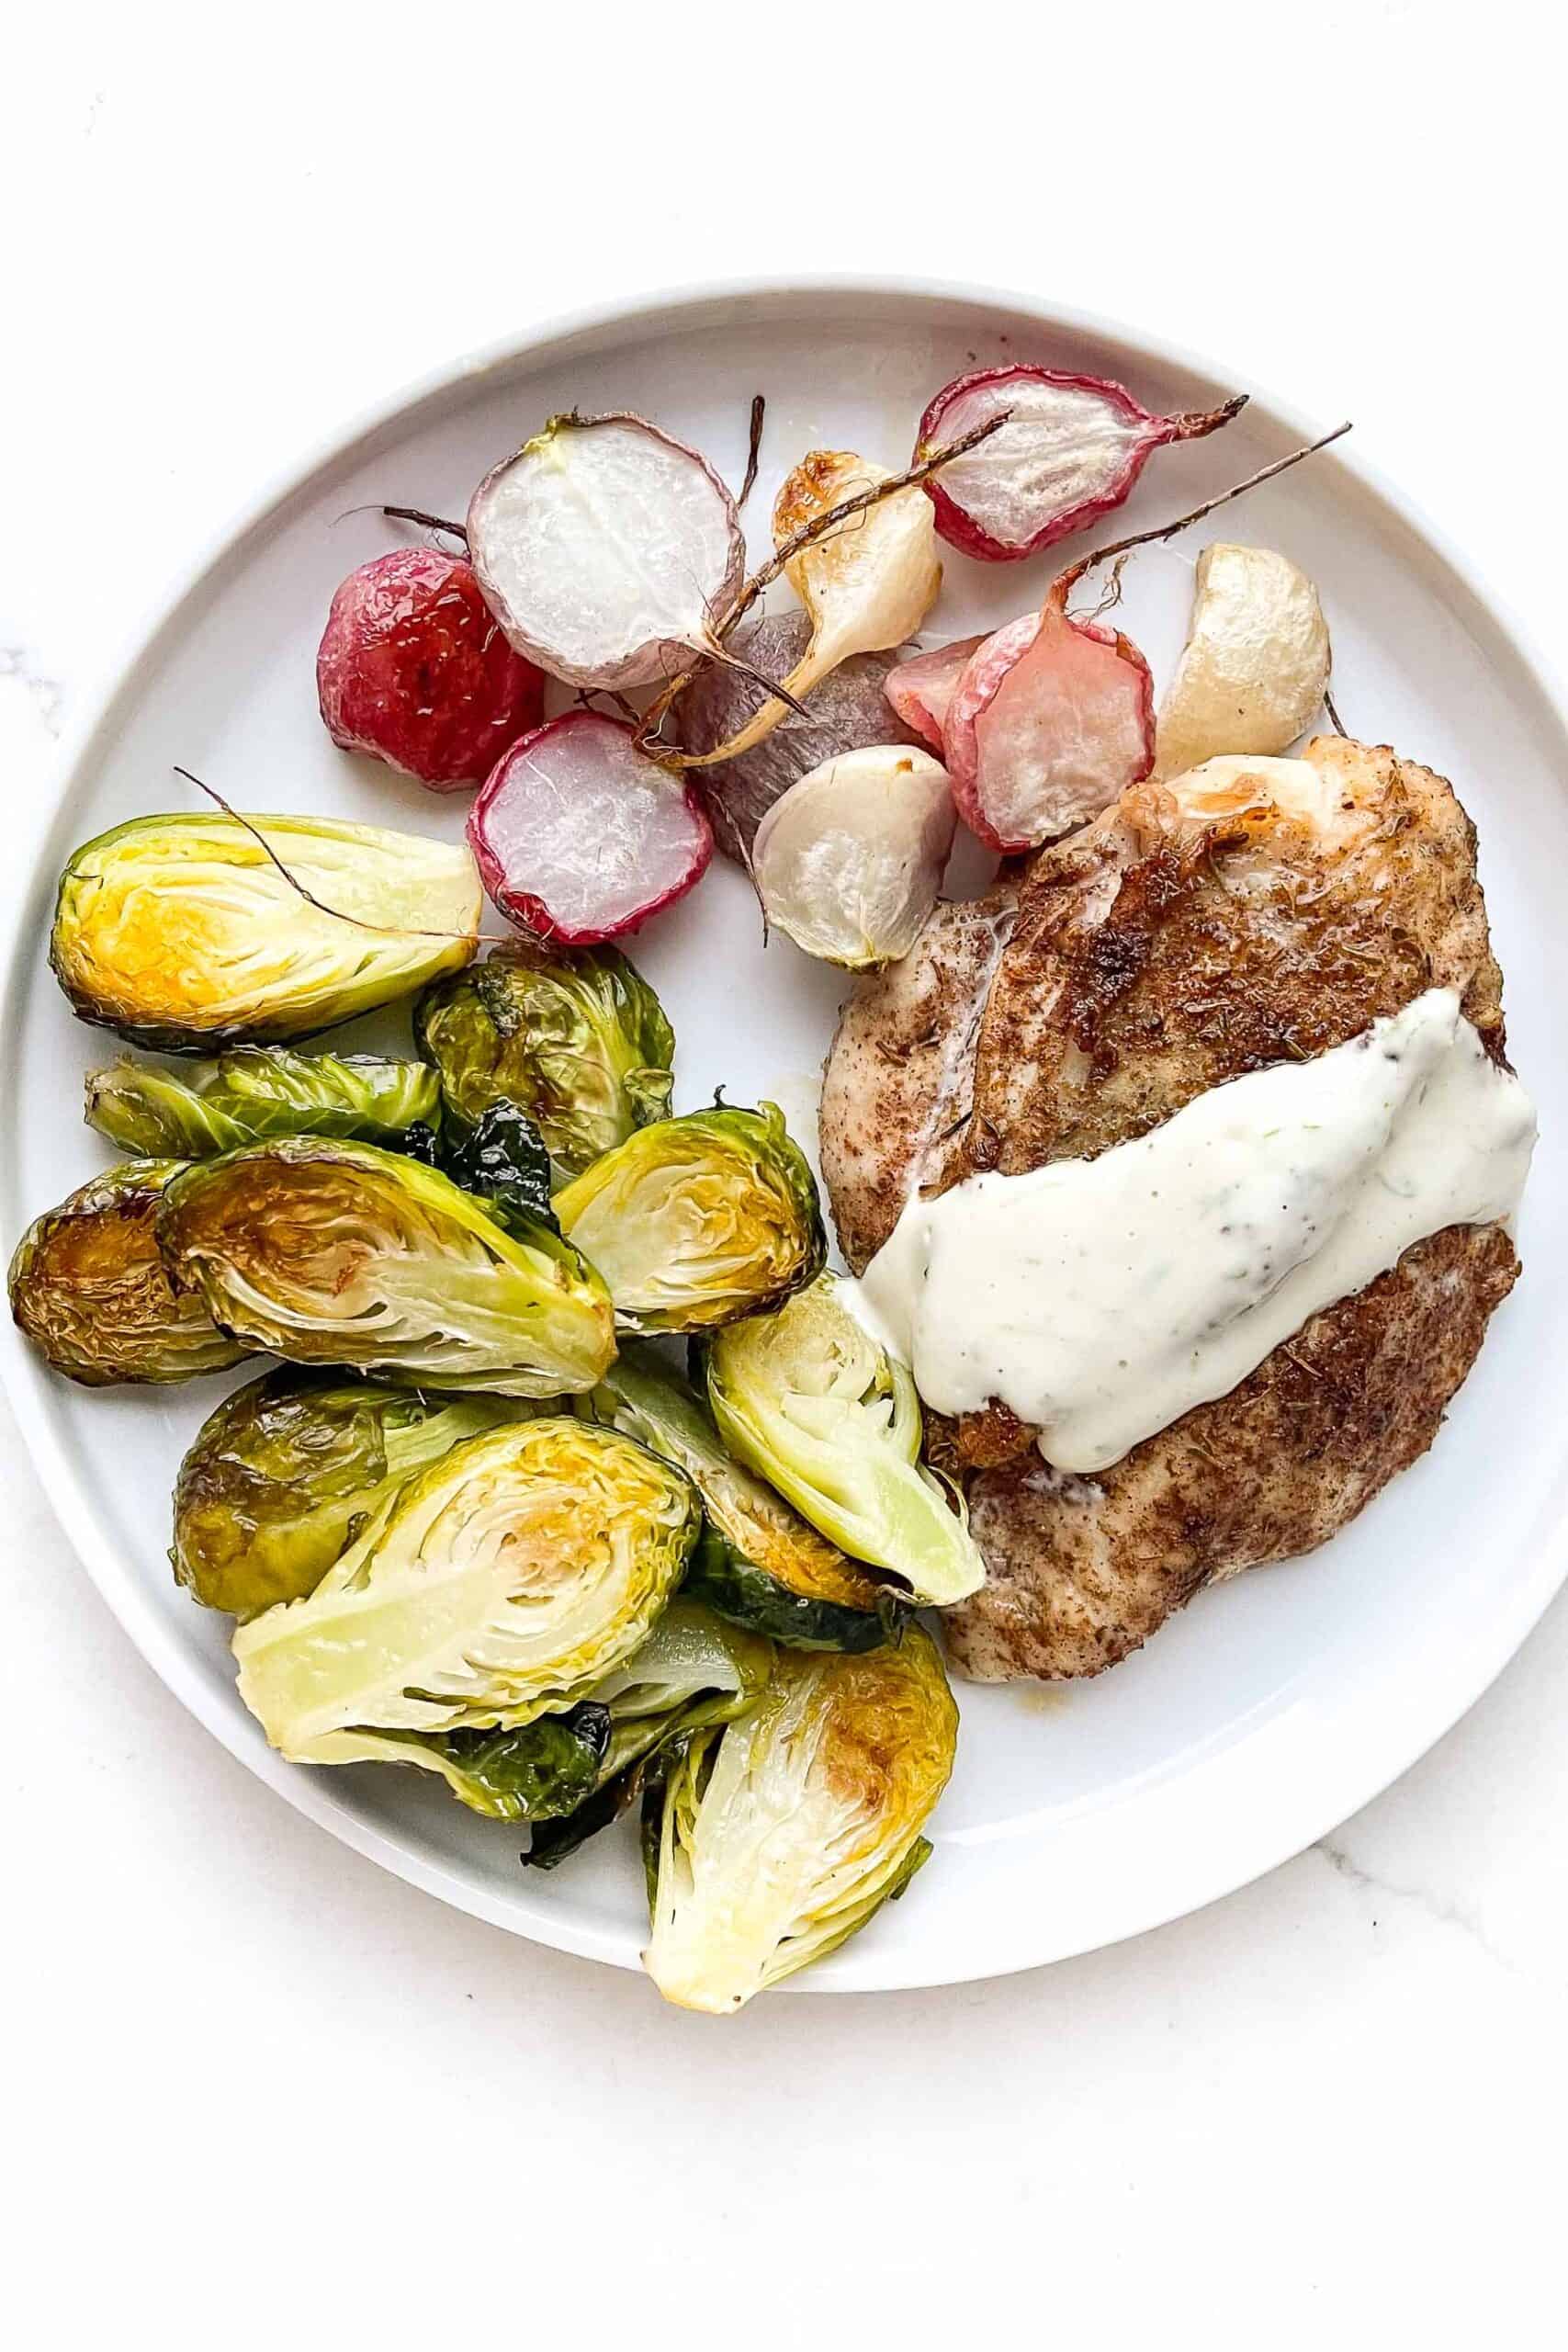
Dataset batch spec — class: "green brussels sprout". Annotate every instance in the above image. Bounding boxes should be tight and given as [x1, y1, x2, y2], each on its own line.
[641, 1626, 958, 2011]
[523, 1599, 773, 1864]
[171, 1369, 534, 1616]
[585, 1345, 892, 1651]
[415, 943, 675, 1181]
[51, 810, 479, 1052]
[7, 1160, 248, 1386]
[156, 1136, 615, 1396]
[705, 1276, 986, 1607]
[231, 1417, 701, 1757]
[85, 1047, 442, 1159]
[554, 1102, 826, 1336]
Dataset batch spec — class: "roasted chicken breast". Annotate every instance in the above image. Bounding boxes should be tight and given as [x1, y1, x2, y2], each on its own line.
[819, 739, 1520, 1679]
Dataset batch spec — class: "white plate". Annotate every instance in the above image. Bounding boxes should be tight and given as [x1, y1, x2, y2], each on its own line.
[5, 278, 1567, 1994]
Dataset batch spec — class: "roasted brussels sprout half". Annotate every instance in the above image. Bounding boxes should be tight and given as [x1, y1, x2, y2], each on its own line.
[156, 1136, 615, 1396]
[8, 1160, 247, 1386]
[85, 1047, 441, 1159]
[415, 943, 675, 1181]
[51, 810, 479, 1052]
[642, 1626, 958, 2011]
[554, 1102, 825, 1336]
[523, 1600, 773, 1864]
[171, 1369, 533, 1616]
[586, 1345, 892, 1651]
[232, 1417, 701, 1755]
[705, 1276, 986, 1607]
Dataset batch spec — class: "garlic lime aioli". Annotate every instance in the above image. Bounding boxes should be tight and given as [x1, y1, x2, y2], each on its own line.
[847, 989, 1535, 1474]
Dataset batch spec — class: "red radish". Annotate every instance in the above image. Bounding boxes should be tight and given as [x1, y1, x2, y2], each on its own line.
[916, 368, 1246, 563]
[884, 636, 986, 752]
[944, 590, 1155, 853]
[316, 548, 545, 790]
[467, 413, 745, 690]
[467, 712, 713, 944]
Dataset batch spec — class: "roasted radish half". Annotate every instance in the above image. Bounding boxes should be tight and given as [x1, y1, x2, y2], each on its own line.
[467, 413, 745, 690]
[1155, 542, 1331, 777]
[468, 713, 713, 944]
[916, 367, 1245, 562]
[751, 744, 956, 969]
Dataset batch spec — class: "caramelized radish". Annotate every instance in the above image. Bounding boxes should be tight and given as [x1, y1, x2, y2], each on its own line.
[945, 591, 1154, 852]
[884, 636, 986, 752]
[917, 368, 1245, 562]
[1155, 542, 1330, 777]
[467, 713, 712, 944]
[682, 450, 942, 768]
[467, 413, 745, 690]
[316, 548, 545, 789]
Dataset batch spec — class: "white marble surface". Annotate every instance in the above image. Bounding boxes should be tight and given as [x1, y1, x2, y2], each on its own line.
[5, 7, 1564, 2339]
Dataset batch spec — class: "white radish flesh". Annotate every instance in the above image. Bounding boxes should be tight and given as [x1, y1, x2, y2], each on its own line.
[467, 413, 745, 690]
[917, 367, 1245, 562]
[751, 744, 956, 970]
[945, 596, 1155, 854]
[467, 713, 712, 944]
[1154, 542, 1331, 778]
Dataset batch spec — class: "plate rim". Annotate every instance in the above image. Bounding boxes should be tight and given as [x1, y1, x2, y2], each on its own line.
[6, 271, 1568, 1993]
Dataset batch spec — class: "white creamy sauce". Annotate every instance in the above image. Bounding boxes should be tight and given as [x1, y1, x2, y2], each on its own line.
[847, 989, 1536, 1474]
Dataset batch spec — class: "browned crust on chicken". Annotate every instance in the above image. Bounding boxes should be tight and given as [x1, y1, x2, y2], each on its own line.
[818, 739, 1523, 1680]
[820, 886, 1015, 1272]
[948, 1223, 1519, 1680]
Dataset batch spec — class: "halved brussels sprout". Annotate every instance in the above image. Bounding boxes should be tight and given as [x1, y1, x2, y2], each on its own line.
[705, 1276, 986, 1607]
[415, 943, 675, 1181]
[586, 1345, 892, 1651]
[440, 1102, 555, 1229]
[156, 1136, 615, 1396]
[8, 1160, 247, 1386]
[318, 1599, 767, 1830]
[642, 1626, 958, 2011]
[51, 811, 480, 1052]
[232, 1417, 701, 1753]
[172, 1369, 533, 1616]
[85, 1047, 441, 1159]
[554, 1102, 826, 1336]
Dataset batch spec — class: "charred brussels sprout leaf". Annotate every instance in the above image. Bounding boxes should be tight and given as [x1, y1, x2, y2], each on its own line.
[442, 1101, 557, 1229]
[524, 1600, 773, 1867]
[333, 1702, 615, 1823]
[642, 1628, 958, 2011]
[171, 1369, 533, 1616]
[85, 1047, 442, 1159]
[586, 1345, 891, 1651]
[51, 810, 480, 1052]
[155, 1136, 615, 1397]
[415, 943, 675, 1182]
[705, 1275, 986, 1607]
[555, 1102, 826, 1337]
[8, 1160, 247, 1386]
[231, 1418, 701, 1755]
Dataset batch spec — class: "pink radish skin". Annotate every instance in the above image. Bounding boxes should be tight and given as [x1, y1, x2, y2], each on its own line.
[917, 368, 1246, 564]
[467, 713, 713, 945]
[316, 548, 546, 789]
[944, 593, 1155, 854]
[884, 636, 986, 752]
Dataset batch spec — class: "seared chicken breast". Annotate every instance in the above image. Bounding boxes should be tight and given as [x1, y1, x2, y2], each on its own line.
[819, 740, 1520, 1679]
